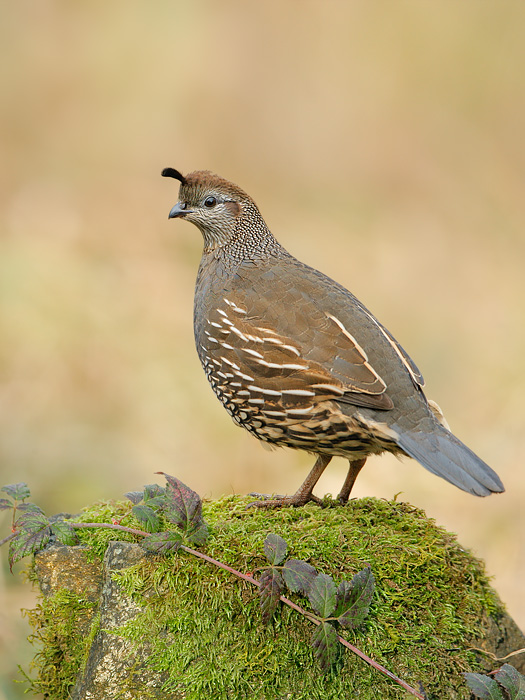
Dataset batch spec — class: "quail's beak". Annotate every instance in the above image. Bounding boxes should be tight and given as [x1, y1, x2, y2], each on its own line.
[168, 202, 192, 219]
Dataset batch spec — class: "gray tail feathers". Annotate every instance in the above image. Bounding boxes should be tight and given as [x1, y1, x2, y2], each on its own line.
[395, 426, 504, 496]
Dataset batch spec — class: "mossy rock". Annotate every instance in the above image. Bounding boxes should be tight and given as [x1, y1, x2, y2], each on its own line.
[23, 496, 524, 699]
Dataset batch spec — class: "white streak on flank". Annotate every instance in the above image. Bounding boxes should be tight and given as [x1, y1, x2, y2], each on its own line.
[221, 342, 234, 350]
[263, 410, 287, 417]
[241, 347, 264, 359]
[224, 298, 247, 314]
[261, 336, 283, 345]
[208, 321, 222, 329]
[235, 371, 255, 382]
[246, 334, 264, 343]
[229, 326, 249, 342]
[217, 309, 228, 317]
[248, 398, 265, 404]
[229, 382, 242, 387]
[312, 383, 345, 394]
[221, 317, 234, 326]
[217, 371, 227, 379]
[326, 313, 368, 361]
[221, 357, 240, 370]
[373, 319, 423, 386]
[281, 389, 316, 397]
[280, 344, 301, 356]
[247, 385, 281, 396]
[236, 390, 250, 396]
[257, 360, 305, 370]
[286, 405, 315, 415]
[326, 312, 387, 391]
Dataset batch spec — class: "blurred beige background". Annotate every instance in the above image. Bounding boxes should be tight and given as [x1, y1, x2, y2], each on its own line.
[1, 1, 524, 697]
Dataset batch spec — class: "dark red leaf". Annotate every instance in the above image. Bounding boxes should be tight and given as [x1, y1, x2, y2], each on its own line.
[494, 664, 525, 699]
[125, 491, 143, 505]
[308, 573, 337, 618]
[259, 567, 284, 624]
[2, 483, 31, 501]
[264, 533, 287, 565]
[8, 512, 50, 571]
[464, 673, 505, 700]
[335, 567, 375, 630]
[132, 505, 161, 533]
[158, 473, 203, 532]
[51, 520, 79, 546]
[282, 559, 317, 595]
[140, 531, 183, 555]
[311, 622, 339, 672]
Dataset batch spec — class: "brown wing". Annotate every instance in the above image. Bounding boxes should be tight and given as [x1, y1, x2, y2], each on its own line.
[200, 291, 394, 412]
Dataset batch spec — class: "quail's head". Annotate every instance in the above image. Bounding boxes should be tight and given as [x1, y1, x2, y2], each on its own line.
[162, 168, 262, 250]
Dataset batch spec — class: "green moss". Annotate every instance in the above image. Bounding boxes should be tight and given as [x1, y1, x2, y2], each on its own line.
[24, 496, 504, 699]
[21, 589, 98, 699]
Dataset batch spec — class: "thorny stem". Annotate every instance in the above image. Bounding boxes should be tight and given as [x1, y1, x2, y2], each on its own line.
[66, 520, 424, 698]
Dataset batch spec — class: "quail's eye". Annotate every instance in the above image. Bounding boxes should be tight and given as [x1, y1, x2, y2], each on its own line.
[204, 196, 217, 208]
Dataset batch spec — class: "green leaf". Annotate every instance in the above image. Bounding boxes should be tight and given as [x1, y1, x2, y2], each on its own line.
[159, 473, 204, 533]
[187, 522, 209, 546]
[125, 491, 143, 505]
[51, 520, 79, 546]
[335, 567, 375, 630]
[9, 512, 50, 571]
[259, 567, 284, 624]
[16, 503, 44, 514]
[464, 673, 505, 700]
[311, 622, 339, 672]
[2, 483, 31, 501]
[308, 573, 337, 618]
[264, 533, 288, 565]
[143, 484, 165, 501]
[282, 558, 317, 595]
[132, 505, 161, 533]
[140, 531, 183, 555]
[495, 664, 525, 700]
[0, 498, 12, 511]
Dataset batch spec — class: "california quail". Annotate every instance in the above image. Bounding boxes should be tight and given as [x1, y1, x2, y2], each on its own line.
[162, 167, 504, 507]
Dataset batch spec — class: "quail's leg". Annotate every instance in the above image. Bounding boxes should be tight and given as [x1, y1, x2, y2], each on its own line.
[248, 454, 332, 508]
[337, 458, 367, 504]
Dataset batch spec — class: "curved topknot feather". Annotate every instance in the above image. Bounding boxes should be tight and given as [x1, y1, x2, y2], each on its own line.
[162, 168, 186, 185]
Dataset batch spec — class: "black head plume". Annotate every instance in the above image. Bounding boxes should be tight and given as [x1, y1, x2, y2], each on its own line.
[161, 168, 187, 185]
